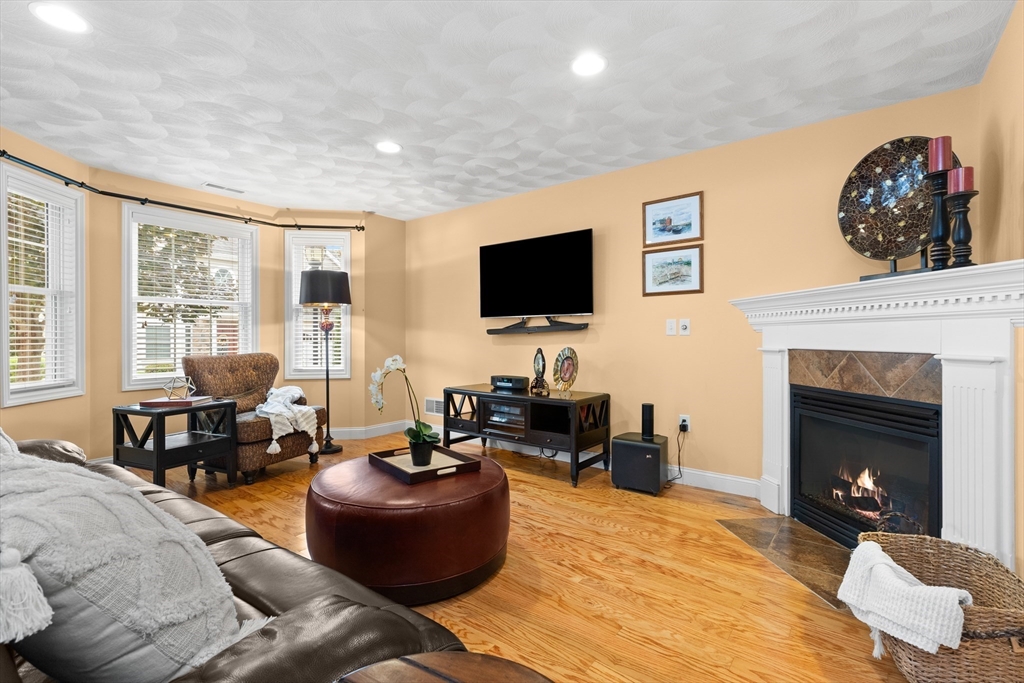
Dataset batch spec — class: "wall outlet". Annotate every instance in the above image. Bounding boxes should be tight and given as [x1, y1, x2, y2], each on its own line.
[665, 318, 677, 335]
[678, 318, 691, 336]
[678, 414, 691, 431]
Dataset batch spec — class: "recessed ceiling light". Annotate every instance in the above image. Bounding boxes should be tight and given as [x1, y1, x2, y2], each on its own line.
[375, 141, 402, 154]
[29, 2, 92, 33]
[572, 52, 606, 76]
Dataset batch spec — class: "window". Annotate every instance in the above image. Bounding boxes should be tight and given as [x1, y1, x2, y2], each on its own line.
[122, 204, 258, 390]
[284, 231, 350, 379]
[2, 163, 85, 407]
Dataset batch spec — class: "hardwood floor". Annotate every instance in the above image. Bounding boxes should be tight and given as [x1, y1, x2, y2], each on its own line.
[145, 434, 903, 683]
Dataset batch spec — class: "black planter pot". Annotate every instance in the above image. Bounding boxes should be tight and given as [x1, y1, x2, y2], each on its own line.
[409, 441, 433, 467]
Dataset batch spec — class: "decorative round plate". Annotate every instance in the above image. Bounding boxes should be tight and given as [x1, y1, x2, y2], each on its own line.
[837, 136, 960, 261]
[553, 347, 578, 392]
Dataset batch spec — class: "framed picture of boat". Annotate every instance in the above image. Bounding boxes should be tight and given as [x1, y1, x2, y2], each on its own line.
[642, 191, 703, 247]
[642, 244, 703, 296]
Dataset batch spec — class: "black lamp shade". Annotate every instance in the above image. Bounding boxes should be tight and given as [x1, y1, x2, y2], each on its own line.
[299, 270, 351, 307]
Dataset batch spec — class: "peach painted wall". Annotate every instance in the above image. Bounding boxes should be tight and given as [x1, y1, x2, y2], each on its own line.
[0, 132, 92, 448]
[977, 1, 1024, 265]
[0, 128, 406, 456]
[405, 11, 1023, 486]
[362, 214, 409, 427]
[1, 7, 1020, 571]
[405, 86, 982, 482]
[980, 1, 1023, 577]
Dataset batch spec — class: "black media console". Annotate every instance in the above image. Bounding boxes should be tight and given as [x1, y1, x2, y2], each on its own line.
[443, 384, 610, 487]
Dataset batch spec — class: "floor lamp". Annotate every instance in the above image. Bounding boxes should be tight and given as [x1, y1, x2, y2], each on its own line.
[299, 268, 351, 455]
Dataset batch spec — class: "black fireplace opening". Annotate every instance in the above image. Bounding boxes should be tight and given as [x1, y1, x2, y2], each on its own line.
[791, 386, 941, 549]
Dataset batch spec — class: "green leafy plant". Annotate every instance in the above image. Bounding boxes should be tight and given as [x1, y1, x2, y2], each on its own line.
[369, 355, 440, 445]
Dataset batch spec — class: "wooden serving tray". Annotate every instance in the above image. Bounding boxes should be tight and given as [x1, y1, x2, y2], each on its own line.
[369, 446, 482, 484]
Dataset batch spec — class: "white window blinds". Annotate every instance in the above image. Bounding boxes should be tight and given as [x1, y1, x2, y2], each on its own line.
[123, 205, 258, 390]
[2, 163, 85, 407]
[284, 231, 350, 379]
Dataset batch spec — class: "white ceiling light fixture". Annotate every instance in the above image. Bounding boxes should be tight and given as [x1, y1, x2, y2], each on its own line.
[375, 141, 402, 154]
[571, 52, 606, 76]
[29, 2, 92, 33]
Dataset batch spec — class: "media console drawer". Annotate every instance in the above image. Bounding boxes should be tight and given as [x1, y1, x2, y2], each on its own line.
[446, 417, 479, 433]
[529, 430, 570, 449]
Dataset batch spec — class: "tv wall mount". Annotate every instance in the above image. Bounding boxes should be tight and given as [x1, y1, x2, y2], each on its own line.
[486, 317, 589, 335]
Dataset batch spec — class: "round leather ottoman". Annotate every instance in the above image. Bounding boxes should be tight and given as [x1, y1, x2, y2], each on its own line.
[305, 455, 510, 605]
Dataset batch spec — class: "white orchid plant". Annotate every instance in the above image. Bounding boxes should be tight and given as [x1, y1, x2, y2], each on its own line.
[369, 355, 440, 445]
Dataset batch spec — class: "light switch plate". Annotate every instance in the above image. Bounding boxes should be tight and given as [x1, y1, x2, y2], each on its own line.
[665, 318, 677, 336]
[678, 318, 691, 336]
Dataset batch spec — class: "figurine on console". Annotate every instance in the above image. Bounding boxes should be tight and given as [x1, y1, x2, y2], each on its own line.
[530, 348, 549, 397]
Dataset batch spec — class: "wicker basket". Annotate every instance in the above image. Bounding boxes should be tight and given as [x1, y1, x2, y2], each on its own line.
[857, 532, 1024, 683]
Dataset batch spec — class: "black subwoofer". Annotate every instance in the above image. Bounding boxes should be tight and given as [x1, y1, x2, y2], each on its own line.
[612, 432, 668, 496]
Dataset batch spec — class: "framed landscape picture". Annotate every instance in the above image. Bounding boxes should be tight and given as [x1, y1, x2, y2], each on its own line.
[642, 244, 703, 296]
[642, 191, 703, 247]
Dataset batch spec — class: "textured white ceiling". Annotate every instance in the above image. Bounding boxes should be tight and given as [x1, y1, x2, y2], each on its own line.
[0, 1, 1015, 219]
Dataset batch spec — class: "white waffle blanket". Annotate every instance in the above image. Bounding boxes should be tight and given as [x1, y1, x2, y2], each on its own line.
[838, 540, 972, 657]
[255, 386, 319, 455]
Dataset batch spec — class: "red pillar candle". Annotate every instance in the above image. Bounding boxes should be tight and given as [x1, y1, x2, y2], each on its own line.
[928, 136, 952, 172]
[948, 166, 974, 194]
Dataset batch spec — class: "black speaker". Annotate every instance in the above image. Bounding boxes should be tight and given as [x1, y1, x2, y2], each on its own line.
[641, 403, 654, 441]
[611, 432, 668, 496]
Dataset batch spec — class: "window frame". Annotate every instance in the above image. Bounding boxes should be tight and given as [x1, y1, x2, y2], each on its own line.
[1, 162, 86, 408]
[121, 203, 259, 391]
[283, 230, 351, 380]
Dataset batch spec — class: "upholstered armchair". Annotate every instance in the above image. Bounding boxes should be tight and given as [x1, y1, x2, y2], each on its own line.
[181, 353, 326, 485]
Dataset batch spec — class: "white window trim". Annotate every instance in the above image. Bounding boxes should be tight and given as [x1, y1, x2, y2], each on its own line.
[1, 162, 86, 407]
[284, 230, 351, 380]
[121, 203, 260, 391]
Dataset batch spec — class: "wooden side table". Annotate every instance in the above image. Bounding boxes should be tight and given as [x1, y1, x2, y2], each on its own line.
[112, 400, 236, 486]
[342, 652, 552, 683]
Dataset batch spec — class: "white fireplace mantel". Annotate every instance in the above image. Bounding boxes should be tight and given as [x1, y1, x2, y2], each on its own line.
[731, 259, 1024, 567]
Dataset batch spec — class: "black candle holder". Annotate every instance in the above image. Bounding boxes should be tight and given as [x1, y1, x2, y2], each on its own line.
[924, 169, 952, 270]
[945, 190, 979, 268]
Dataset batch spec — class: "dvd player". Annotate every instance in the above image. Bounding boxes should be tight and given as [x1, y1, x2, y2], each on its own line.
[490, 375, 529, 390]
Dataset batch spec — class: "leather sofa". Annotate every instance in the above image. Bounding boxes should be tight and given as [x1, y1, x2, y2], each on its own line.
[182, 353, 327, 485]
[2, 440, 465, 683]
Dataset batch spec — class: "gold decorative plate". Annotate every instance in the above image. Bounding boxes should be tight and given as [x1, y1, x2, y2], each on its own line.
[553, 347, 578, 392]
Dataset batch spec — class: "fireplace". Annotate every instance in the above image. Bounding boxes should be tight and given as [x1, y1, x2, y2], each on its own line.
[790, 385, 941, 548]
[732, 260, 1023, 567]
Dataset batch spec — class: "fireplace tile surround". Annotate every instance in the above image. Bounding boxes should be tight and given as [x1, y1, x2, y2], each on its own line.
[789, 349, 942, 404]
[732, 259, 1024, 568]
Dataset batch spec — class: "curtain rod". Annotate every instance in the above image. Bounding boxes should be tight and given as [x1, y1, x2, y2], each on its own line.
[0, 149, 366, 231]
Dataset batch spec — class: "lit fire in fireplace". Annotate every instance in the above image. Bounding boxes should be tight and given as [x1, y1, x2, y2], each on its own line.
[832, 462, 889, 519]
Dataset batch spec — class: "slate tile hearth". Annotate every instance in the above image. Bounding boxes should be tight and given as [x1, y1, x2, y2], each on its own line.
[718, 517, 851, 609]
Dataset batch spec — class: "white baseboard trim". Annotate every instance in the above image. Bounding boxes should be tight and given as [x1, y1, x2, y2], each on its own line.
[333, 420, 412, 440]
[437, 426, 760, 501]
[94, 420, 761, 501]
[759, 475, 782, 514]
[669, 465, 762, 500]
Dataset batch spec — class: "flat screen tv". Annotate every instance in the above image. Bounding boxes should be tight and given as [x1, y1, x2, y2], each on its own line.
[479, 228, 593, 318]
